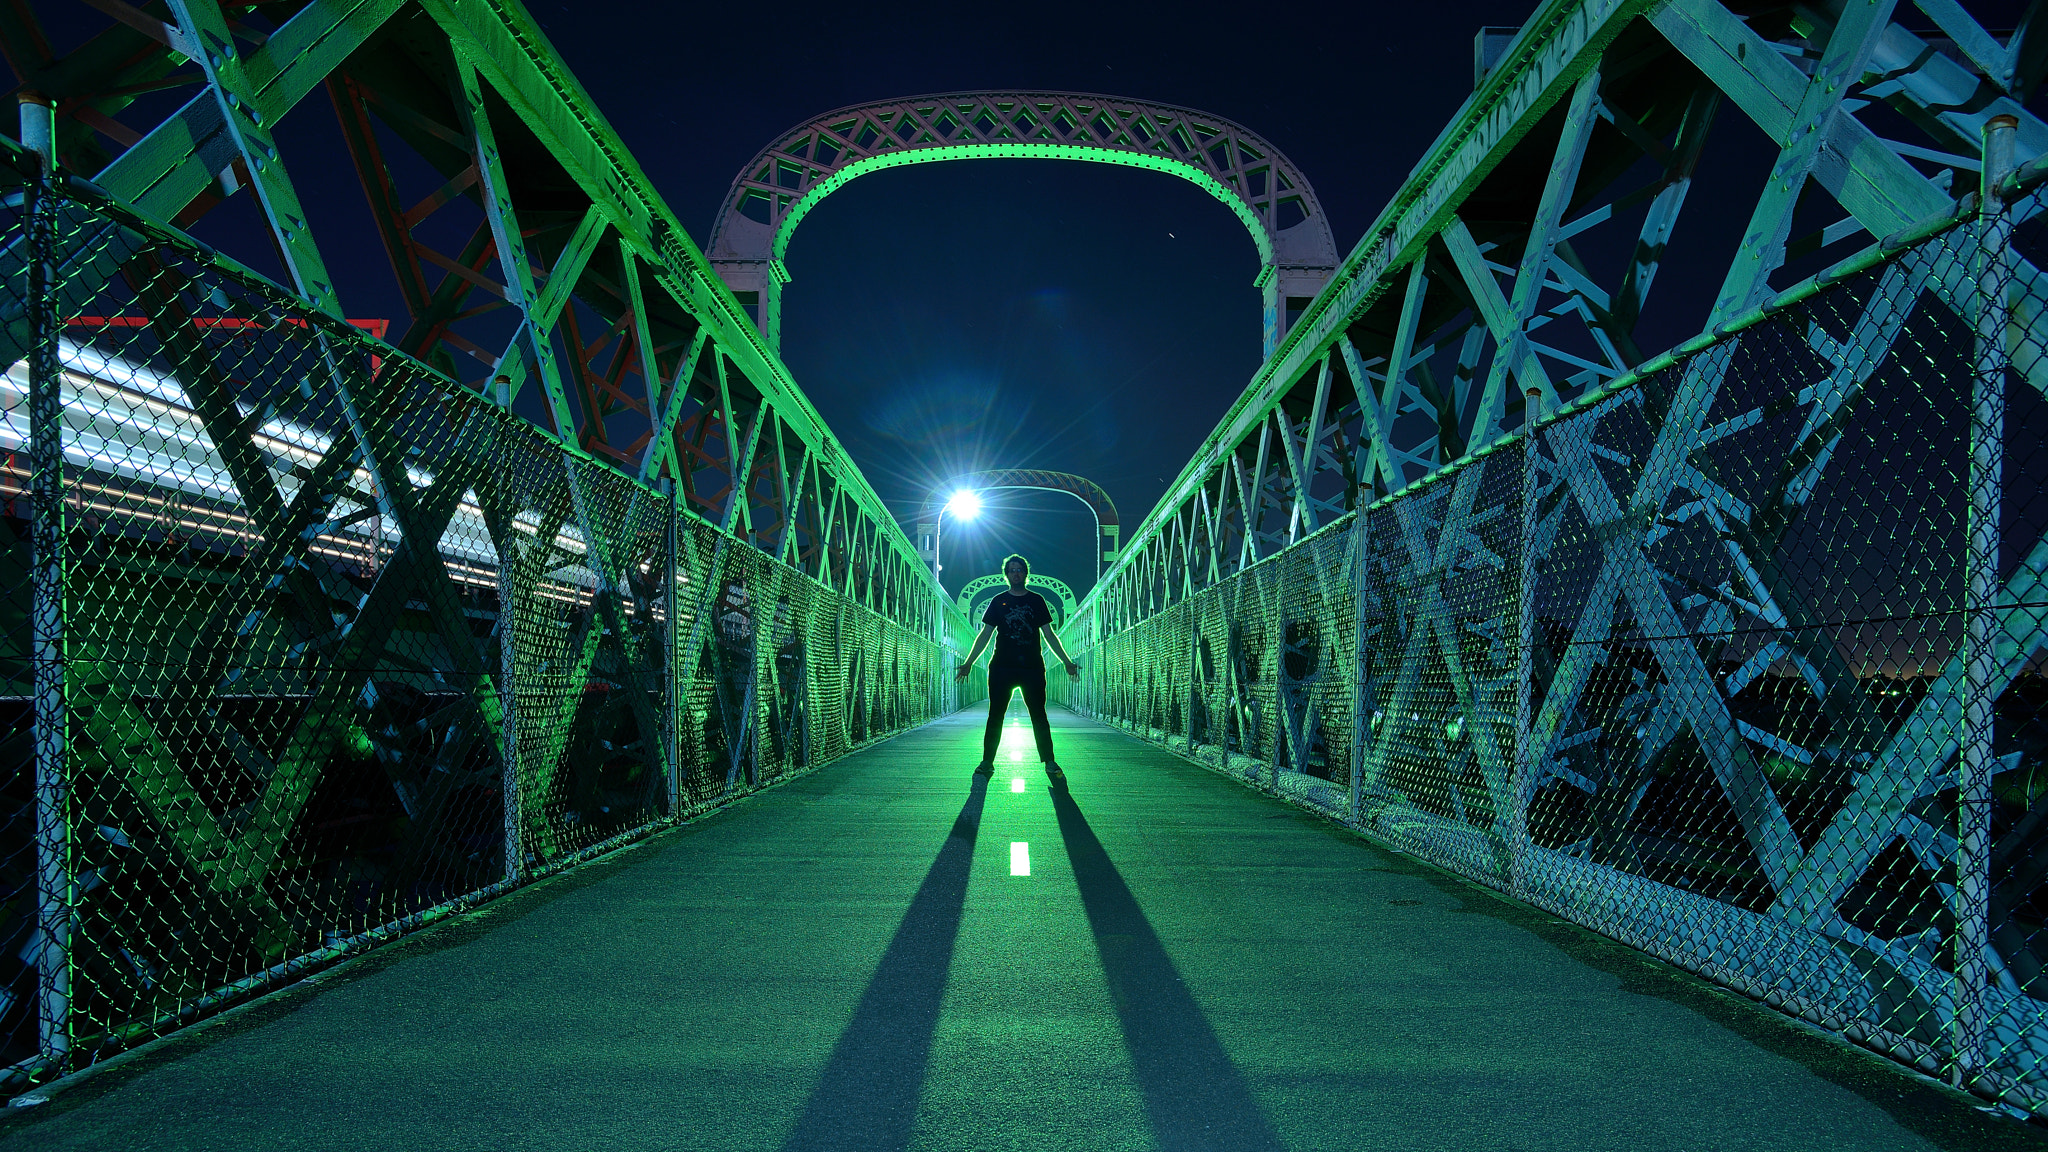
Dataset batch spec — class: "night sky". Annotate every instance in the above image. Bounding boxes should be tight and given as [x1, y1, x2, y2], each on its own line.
[513, 0, 1542, 603]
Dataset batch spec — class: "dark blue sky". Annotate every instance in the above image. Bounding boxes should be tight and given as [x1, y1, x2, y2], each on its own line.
[516, 0, 1542, 601]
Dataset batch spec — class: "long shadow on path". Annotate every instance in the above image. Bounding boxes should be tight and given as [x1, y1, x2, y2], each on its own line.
[1050, 785, 1286, 1152]
[779, 776, 989, 1152]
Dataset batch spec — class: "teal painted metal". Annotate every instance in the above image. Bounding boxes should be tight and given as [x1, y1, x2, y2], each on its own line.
[1061, 174, 2048, 1115]
[1062, 0, 2048, 1121]
[1088, 0, 2048, 633]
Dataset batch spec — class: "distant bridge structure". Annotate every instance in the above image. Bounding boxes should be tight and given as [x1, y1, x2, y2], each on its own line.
[954, 573, 1079, 628]
[914, 468, 1120, 586]
[706, 92, 1340, 357]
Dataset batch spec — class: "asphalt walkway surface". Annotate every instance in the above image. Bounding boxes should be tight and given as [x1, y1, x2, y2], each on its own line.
[1, 704, 2040, 1151]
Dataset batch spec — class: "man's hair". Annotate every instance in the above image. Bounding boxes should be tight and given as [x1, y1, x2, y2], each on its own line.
[1002, 553, 1030, 575]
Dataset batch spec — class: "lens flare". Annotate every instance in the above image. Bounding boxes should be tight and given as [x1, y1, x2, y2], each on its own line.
[945, 489, 982, 520]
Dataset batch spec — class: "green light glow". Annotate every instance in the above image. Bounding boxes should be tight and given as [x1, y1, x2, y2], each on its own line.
[773, 144, 1276, 268]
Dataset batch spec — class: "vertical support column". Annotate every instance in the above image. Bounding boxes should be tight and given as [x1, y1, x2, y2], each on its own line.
[499, 538, 523, 883]
[492, 372, 523, 879]
[1955, 113, 2017, 1085]
[835, 598, 848, 751]
[664, 479, 681, 819]
[1510, 388, 1544, 895]
[1257, 264, 1279, 359]
[1348, 507, 1371, 825]
[1267, 637, 1283, 791]
[1220, 619, 1235, 780]
[22, 91, 70, 1069]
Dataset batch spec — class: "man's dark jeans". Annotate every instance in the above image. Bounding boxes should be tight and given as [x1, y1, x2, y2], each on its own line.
[984, 666, 1054, 764]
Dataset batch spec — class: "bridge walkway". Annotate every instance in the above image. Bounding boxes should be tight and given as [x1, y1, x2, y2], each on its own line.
[0, 707, 2024, 1151]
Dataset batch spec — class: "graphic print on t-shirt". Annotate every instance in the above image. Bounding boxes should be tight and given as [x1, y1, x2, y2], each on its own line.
[983, 591, 1051, 671]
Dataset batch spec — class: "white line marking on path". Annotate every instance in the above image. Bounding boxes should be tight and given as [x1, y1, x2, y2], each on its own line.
[1010, 842, 1030, 876]
[1011, 778, 1026, 792]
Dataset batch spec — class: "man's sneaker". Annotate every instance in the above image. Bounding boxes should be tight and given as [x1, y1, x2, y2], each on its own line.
[1044, 762, 1067, 785]
[972, 761, 994, 777]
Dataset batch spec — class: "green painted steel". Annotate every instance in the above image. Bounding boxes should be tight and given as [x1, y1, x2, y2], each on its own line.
[13, 0, 2048, 1131]
[0, 0, 951, 631]
[706, 92, 1340, 355]
[1057, 151, 2048, 1121]
[779, 143, 1275, 266]
[0, 164, 988, 1089]
[954, 574, 1078, 626]
[1050, 0, 2048, 1122]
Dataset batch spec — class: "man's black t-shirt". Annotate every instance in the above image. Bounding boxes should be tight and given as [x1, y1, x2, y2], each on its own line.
[983, 590, 1053, 675]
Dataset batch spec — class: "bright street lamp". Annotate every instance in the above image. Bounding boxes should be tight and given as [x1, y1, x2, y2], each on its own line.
[944, 489, 982, 520]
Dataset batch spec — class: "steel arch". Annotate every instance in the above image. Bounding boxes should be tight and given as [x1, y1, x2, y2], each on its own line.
[707, 92, 1340, 357]
[915, 468, 1121, 584]
[955, 573, 1079, 626]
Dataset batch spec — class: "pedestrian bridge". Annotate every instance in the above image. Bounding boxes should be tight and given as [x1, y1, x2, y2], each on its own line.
[0, 0, 2044, 1146]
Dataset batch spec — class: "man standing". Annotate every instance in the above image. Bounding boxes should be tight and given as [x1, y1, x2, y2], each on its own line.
[955, 554, 1081, 783]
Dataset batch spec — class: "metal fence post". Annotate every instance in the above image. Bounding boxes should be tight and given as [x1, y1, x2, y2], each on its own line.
[1188, 614, 1201, 756]
[1511, 389, 1544, 894]
[496, 435, 524, 881]
[1348, 508, 1370, 824]
[22, 91, 70, 1070]
[1956, 112, 2018, 1085]
[663, 478, 681, 819]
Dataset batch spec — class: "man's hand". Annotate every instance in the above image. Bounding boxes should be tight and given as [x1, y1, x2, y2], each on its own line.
[955, 663, 972, 681]
[1064, 661, 1080, 680]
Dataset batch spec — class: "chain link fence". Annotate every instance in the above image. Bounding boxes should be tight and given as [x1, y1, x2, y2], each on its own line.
[0, 161, 974, 1092]
[1058, 166, 2048, 1117]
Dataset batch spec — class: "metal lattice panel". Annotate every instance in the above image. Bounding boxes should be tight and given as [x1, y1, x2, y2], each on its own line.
[0, 164, 982, 1091]
[1058, 178, 2048, 1117]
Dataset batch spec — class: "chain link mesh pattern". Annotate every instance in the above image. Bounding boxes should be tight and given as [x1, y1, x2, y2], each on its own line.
[0, 182, 969, 1089]
[1059, 187, 2048, 1118]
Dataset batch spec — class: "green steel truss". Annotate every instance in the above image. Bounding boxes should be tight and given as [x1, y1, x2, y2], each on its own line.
[954, 573, 1078, 627]
[706, 92, 1341, 357]
[0, 0, 943, 631]
[0, 0, 989, 1087]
